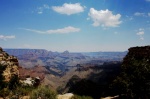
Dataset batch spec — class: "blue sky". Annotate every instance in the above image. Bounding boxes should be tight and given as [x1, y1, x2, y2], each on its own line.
[0, 0, 150, 52]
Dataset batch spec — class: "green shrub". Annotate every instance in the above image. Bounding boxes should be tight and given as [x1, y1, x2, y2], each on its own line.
[8, 75, 20, 90]
[111, 57, 150, 98]
[0, 64, 7, 90]
[0, 88, 10, 98]
[12, 86, 35, 96]
[30, 86, 57, 99]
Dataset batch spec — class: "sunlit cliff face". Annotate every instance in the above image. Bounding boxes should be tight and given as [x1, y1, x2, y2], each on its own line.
[0, 47, 19, 82]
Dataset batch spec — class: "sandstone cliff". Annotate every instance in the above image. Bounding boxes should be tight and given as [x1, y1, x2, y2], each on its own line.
[0, 47, 19, 82]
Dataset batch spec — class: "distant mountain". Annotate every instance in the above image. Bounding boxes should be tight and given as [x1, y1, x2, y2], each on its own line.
[4, 49, 58, 57]
[82, 51, 127, 60]
[4, 49, 127, 71]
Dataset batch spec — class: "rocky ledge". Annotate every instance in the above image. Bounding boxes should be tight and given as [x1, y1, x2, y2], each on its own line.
[0, 47, 19, 82]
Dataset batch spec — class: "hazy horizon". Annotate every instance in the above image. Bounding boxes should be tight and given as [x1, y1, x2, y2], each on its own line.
[3, 47, 129, 53]
[1, 0, 150, 52]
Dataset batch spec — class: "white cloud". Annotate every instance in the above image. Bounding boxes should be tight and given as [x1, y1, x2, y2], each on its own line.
[126, 15, 133, 20]
[139, 37, 144, 40]
[134, 12, 145, 16]
[134, 12, 150, 17]
[52, 3, 85, 15]
[139, 28, 144, 31]
[137, 31, 144, 35]
[0, 35, 15, 40]
[37, 11, 43, 14]
[37, 4, 50, 14]
[22, 26, 80, 34]
[136, 28, 144, 40]
[88, 8, 122, 27]
[43, 4, 50, 9]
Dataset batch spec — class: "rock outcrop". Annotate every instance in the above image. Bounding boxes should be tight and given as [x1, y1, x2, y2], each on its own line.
[110, 45, 150, 98]
[19, 66, 46, 80]
[123, 46, 150, 64]
[0, 47, 19, 82]
[57, 93, 74, 99]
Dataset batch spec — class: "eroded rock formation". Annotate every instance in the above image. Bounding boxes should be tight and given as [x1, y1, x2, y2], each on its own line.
[0, 47, 19, 82]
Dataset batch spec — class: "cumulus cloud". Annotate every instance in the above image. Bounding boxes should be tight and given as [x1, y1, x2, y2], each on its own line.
[88, 8, 122, 27]
[52, 3, 85, 15]
[0, 35, 15, 40]
[134, 12, 145, 16]
[136, 28, 144, 40]
[22, 26, 80, 34]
